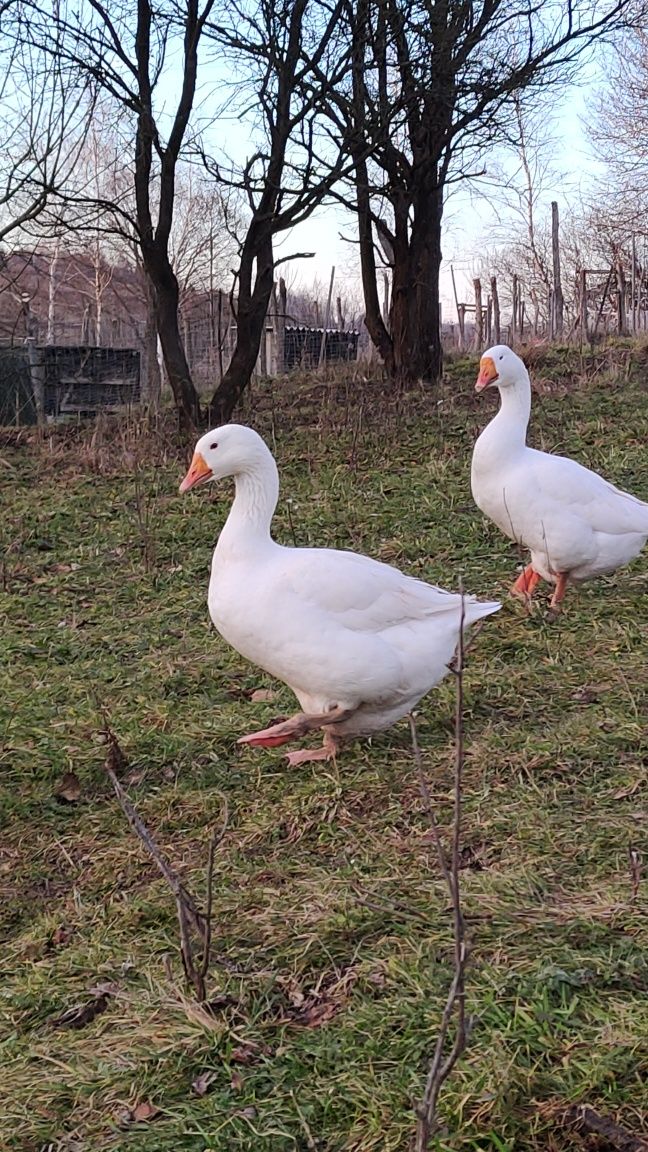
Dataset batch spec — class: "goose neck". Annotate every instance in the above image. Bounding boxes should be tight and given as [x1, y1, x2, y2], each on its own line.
[494, 378, 531, 442]
[220, 459, 279, 548]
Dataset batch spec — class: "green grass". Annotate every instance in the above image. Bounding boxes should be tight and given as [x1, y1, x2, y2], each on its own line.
[1, 349, 647, 1151]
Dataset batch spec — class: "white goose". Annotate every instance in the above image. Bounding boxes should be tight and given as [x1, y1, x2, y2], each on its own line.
[180, 424, 500, 765]
[471, 344, 648, 613]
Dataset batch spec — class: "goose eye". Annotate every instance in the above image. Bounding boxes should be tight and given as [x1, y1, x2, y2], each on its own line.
[210, 441, 218, 450]
[499, 355, 504, 360]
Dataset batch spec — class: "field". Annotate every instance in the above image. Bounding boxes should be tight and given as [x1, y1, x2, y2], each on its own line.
[1, 347, 647, 1152]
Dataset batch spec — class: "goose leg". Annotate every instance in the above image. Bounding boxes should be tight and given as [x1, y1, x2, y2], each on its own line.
[546, 572, 569, 619]
[237, 704, 352, 749]
[284, 727, 342, 767]
[510, 564, 541, 602]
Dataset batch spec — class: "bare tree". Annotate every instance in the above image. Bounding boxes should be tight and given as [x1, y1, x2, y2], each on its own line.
[324, 0, 639, 386]
[0, 6, 91, 242]
[21, 0, 218, 429]
[204, 0, 354, 422]
[590, 25, 648, 229]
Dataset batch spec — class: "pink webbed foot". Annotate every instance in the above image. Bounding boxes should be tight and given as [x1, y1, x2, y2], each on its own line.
[237, 723, 295, 749]
[285, 745, 337, 766]
[510, 563, 542, 604]
[237, 705, 352, 752]
[546, 572, 569, 620]
[284, 728, 342, 767]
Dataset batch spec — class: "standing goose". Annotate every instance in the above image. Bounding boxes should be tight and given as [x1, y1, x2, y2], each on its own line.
[471, 344, 648, 614]
[181, 424, 500, 765]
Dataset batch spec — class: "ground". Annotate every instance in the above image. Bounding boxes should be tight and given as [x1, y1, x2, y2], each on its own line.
[0, 345, 647, 1151]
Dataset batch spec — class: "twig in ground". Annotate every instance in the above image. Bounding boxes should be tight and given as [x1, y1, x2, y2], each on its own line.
[101, 720, 228, 1003]
[410, 590, 471, 1151]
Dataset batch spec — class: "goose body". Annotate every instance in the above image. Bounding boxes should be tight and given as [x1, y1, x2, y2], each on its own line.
[471, 345, 648, 609]
[181, 424, 500, 762]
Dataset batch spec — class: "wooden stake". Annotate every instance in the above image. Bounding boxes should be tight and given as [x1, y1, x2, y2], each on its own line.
[318, 266, 335, 368]
[551, 201, 564, 339]
[617, 258, 627, 336]
[579, 270, 587, 346]
[473, 278, 483, 349]
[490, 277, 500, 343]
[450, 264, 463, 350]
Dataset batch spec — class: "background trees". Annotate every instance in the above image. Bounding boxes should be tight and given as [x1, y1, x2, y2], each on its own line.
[204, 0, 354, 422]
[2, 0, 645, 425]
[0, 5, 91, 242]
[327, 0, 636, 386]
[21, 0, 217, 428]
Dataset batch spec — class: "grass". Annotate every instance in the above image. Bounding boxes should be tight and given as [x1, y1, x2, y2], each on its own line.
[1, 347, 647, 1151]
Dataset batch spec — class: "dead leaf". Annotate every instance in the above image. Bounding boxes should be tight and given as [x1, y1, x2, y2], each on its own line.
[54, 771, 81, 804]
[49, 990, 111, 1030]
[294, 999, 339, 1028]
[571, 686, 601, 704]
[192, 1071, 217, 1097]
[89, 981, 120, 998]
[612, 779, 643, 800]
[230, 1042, 268, 1065]
[230, 1071, 244, 1091]
[250, 688, 277, 703]
[278, 977, 305, 1007]
[47, 924, 73, 950]
[131, 1101, 159, 1123]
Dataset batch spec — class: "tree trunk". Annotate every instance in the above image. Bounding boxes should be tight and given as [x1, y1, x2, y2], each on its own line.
[208, 232, 275, 424]
[140, 269, 162, 405]
[388, 187, 443, 384]
[144, 248, 202, 429]
[354, 154, 393, 369]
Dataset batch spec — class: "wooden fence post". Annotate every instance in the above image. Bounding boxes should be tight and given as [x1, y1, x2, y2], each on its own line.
[617, 259, 627, 336]
[490, 276, 500, 342]
[336, 296, 345, 330]
[275, 278, 286, 375]
[217, 289, 224, 380]
[457, 304, 466, 349]
[451, 265, 463, 350]
[580, 269, 588, 345]
[551, 201, 564, 339]
[473, 278, 483, 349]
[511, 274, 519, 339]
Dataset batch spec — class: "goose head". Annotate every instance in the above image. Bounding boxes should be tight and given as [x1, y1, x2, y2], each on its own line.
[475, 345, 529, 392]
[179, 424, 269, 492]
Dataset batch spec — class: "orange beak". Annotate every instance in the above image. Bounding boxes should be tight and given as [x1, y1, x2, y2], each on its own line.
[179, 451, 213, 493]
[475, 355, 499, 392]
